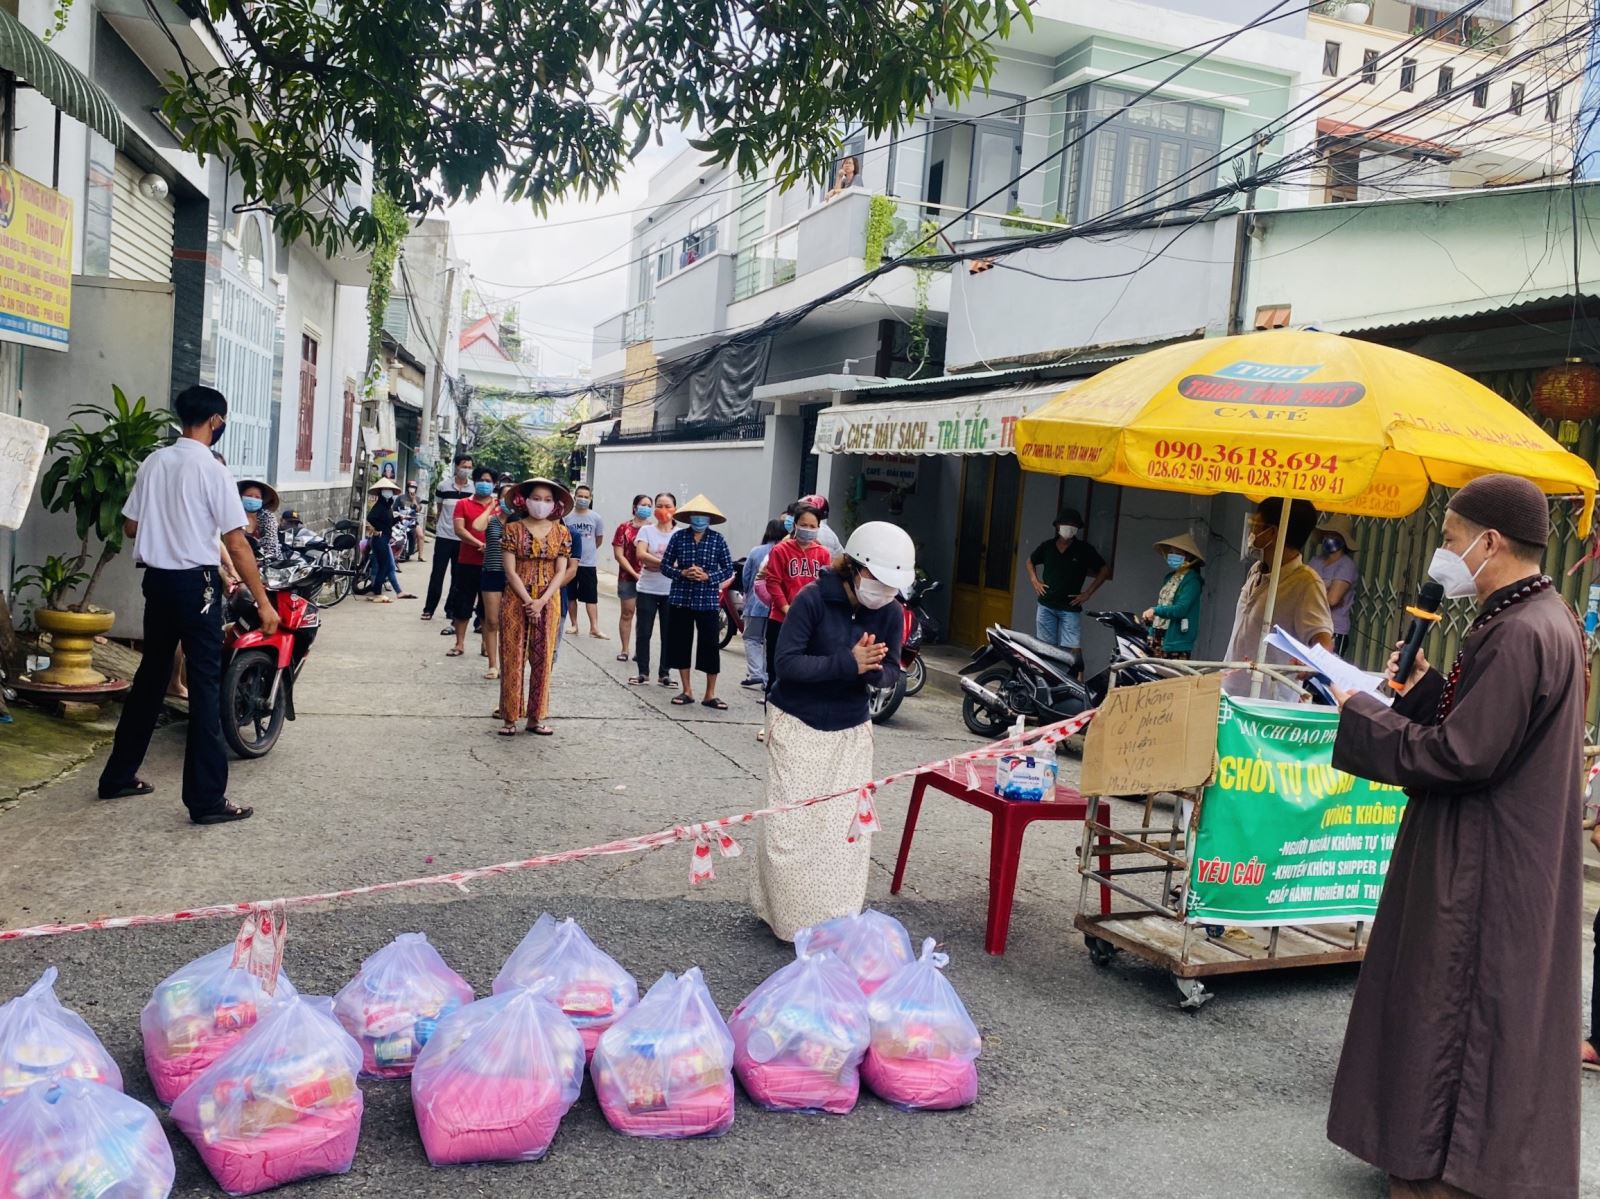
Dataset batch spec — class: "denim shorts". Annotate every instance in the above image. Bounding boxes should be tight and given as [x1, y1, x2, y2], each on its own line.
[618, 577, 638, 600]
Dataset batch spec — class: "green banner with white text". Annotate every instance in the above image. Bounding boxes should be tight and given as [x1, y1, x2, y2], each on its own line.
[1187, 696, 1407, 927]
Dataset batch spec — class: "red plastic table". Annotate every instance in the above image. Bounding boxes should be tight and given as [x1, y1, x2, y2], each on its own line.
[889, 759, 1111, 955]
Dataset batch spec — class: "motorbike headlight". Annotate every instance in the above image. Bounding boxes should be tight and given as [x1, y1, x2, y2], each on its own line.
[263, 565, 298, 590]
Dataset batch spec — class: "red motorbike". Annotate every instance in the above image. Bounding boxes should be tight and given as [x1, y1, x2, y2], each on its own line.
[221, 540, 354, 758]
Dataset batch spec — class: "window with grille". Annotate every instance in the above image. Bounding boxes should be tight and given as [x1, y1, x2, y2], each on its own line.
[1399, 58, 1417, 91]
[1472, 77, 1489, 108]
[1361, 50, 1379, 84]
[1324, 145, 1361, 204]
[1509, 82, 1525, 114]
[1323, 41, 1341, 77]
[1058, 85, 1224, 222]
[1547, 89, 1561, 122]
[1437, 65, 1454, 97]
[296, 333, 318, 471]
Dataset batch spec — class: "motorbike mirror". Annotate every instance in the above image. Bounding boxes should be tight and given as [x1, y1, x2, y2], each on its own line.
[330, 532, 357, 550]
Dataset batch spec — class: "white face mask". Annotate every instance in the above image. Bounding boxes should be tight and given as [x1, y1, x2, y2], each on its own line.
[1057, 525, 1079, 541]
[527, 499, 555, 519]
[854, 576, 899, 609]
[1427, 532, 1487, 600]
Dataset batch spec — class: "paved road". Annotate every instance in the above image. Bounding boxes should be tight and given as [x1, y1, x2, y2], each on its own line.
[2, 584, 1598, 1197]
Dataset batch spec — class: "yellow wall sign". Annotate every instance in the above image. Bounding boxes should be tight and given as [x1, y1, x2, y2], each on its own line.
[0, 166, 73, 352]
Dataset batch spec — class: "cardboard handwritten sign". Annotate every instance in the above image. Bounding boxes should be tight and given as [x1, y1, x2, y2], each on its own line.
[0, 411, 47, 530]
[1080, 672, 1221, 796]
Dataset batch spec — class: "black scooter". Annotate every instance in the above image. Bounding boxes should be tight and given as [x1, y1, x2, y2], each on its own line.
[958, 611, 1180, 739]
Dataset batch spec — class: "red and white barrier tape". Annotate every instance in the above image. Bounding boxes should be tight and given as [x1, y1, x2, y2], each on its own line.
[0, 710, 1096, 942]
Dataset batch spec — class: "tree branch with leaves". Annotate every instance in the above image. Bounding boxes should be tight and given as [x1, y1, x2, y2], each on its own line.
[158, 0, 1028, 254]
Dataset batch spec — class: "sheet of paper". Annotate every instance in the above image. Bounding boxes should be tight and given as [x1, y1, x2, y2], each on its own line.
[1266, 626, 1392, 703]
[0, 412, 47, 530]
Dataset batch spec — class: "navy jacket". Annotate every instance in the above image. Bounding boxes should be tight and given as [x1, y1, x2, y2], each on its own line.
[769, 571, 903, 732]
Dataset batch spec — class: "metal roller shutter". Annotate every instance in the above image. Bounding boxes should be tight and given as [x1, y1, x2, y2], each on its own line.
[110, 153, 174, 283]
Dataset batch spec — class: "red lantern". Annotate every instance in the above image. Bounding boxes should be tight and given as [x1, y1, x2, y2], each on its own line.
[1531, 359, 1600, 446]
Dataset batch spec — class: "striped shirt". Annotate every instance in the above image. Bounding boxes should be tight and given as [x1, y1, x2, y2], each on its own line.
[483, 515, 504, 573]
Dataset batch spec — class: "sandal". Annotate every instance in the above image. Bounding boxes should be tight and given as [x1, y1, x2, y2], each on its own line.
[192, 801, 253, 825]
[616, 652, 630, 662]
[589, 631, 609, 639]
[626, 676, 649, 685]
[398, 593, 417, 599]
[498, 724, 518, 737]
[670, 693, 696, 706]
[528, 724, 555, 736]
[701, 697, 728, 710]
[446, 647, 464, 657]
[484, 668, 500, 680]
[658, 676, 674, 688]
[99, 779, 155, 800]
[421, 612, 434, 621]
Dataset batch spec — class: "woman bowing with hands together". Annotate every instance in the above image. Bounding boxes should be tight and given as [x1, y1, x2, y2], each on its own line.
[752, 522, 914, 941]
[498, 478, 573, 737]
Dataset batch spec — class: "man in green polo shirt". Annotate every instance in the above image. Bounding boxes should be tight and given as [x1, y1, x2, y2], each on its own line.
[1026, 507, 1111, 657]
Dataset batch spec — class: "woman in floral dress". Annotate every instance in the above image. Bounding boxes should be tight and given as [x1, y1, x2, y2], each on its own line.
[499, 478, 573, 736]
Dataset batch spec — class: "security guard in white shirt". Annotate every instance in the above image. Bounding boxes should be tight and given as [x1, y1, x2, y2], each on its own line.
[98, 386, 279, 824]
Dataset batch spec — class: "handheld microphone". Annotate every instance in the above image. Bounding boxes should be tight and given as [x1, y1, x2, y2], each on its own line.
[1389, 581, 1445, 694]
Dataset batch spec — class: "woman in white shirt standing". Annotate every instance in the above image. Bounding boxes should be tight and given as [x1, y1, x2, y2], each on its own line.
[628, 492, 678, 688]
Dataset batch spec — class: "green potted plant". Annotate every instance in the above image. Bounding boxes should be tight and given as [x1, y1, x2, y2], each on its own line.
[33, 387, 169, 685]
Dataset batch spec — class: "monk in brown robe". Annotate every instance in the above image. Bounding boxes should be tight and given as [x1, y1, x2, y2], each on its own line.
[1327, 474, 1585, 1199]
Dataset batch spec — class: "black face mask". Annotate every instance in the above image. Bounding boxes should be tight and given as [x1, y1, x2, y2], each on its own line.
[210, 418, 227, 447]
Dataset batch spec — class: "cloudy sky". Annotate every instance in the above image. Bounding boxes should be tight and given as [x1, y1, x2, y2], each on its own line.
[440, 136, 687, 381]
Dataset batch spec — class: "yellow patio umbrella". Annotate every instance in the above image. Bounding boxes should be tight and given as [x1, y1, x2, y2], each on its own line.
[1016, 331, 1596, 536]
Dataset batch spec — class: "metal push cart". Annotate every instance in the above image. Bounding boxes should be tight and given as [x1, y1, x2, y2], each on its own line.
[1072, 659, 1370, 1010]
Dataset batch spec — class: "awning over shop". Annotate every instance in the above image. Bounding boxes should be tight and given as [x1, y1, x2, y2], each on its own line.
[813, 382, 1071, 456]
[0, 8, 124, 147]
[577, 418, 618, 447]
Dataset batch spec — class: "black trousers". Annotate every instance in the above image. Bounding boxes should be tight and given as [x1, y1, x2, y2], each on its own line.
[424, 537, 459, 615]
[1591, 906, 1600, 1044]
[100, 567, 229, 820]
[634, 592, 671, 679]
[667, 605, 721, 676]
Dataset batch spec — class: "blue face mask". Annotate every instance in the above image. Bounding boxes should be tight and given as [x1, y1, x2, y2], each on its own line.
[241, 496, 263, 513]
[1165, 552, 1185, 570]
[474, 481, 493, 497]
[782, 515, 795, 533]
[689, 515, 711, 532]
[635, 504, 652, 521]
[1321, 537, 1342, 556]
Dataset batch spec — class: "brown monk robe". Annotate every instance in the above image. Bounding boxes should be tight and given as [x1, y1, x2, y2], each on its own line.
[1329, 474, 1585, 1199]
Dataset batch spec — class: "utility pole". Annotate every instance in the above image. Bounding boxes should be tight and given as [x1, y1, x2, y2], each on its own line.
[427, 264, 458, 459]
[1226, 135, 1269, 337]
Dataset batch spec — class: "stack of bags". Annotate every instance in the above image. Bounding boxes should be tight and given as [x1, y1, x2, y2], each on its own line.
[333, 933, 472, 1079]
[170, 994, 364, 1196]
[141, 944, 297, 1105]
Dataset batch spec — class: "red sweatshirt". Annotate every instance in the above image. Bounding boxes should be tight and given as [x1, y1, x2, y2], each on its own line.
[764, 537, 835, 623]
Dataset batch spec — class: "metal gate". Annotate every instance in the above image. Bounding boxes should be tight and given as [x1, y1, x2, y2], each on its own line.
[1347, 368, 1599, 730]
[214, 271, 276, 479]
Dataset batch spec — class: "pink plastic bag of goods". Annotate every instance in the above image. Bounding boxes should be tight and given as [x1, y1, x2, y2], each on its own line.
[0, 1079, 174, 1198]
[170, 994, 364, 1196]
[492, 915, 638, 1060]
[411, 987, 585, 1166]
[141, 943, 299, 1105]
[729, 948, 870, 1115]
[795, 909, 915, 995]
[861, 939, 981, 1111]
[591, 968, 734, 1139]
[333, 933, 472, 1079]
[0, 968, 122, 1100]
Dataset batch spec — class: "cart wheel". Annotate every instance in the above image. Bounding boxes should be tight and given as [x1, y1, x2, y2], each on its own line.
[1085, 935, 1117, 967]
[1174, 977, 1212, 1011]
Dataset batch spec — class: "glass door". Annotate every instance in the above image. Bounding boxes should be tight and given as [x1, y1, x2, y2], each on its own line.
[950, 454, 1024, 646]
[970, 126, 1022, 215]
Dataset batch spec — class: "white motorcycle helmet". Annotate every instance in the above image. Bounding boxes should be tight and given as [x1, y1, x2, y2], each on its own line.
[842, 521, 916, 592]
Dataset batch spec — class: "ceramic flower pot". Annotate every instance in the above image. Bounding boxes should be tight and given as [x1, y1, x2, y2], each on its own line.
[33, 608, 115, 686]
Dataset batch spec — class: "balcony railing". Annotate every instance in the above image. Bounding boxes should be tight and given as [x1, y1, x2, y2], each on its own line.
[623, 300, 654, 345]
[883, 198, 1070, 261]
[733, 223, 798, 301]
[603, 416, 766, 445]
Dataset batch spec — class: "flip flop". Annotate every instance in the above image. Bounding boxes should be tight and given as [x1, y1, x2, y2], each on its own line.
[658, 677, 674, 688]
[589, 632, 609, 639]
[670, 694, 696, 705]
[528, 724, 555, 736]
[421, 612, 434, 621]
[701, 697, 728, 710]
[446, 647, 464, 657]
[398, 593, 417, 599]
[616, 652, 630, 661]
[626, 676, 649, 685]
[193, 802, 253, 825]
[498, 725, 518, 737]
[99, 779, 155, 799]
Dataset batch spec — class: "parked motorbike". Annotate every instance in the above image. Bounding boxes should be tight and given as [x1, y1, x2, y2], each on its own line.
[959, 611, 1181, 740]
[718, 559, 746, 649]
[282, 522, 359, 607]
[222, 552, 354, 758]
[395, 508, 419, 563]
[866, 577, 943, 724]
